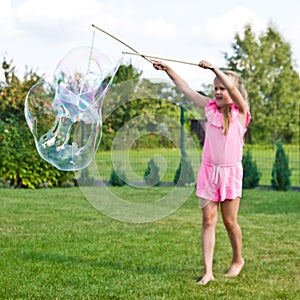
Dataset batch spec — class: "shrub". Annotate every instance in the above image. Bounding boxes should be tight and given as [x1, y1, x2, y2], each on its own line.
[271, 142, 291, 191]
[0, 117, 73, 188]
[109, 166, 127, 186]
[144, 158, 160, 186]
[76, 168, 96, 186]
[242, 149, 260, 188]
[0, 60, 74, 188]
[0, 178, 10, 188]
[173, 155, 195, 186]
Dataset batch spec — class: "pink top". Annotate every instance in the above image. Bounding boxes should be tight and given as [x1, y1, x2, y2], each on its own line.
[202, 100, 251, 166]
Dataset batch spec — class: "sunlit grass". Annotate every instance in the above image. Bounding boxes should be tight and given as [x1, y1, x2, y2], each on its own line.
[0, 187, 299, 299]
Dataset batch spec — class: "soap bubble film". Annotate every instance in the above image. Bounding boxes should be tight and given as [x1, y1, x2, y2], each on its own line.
[76, 78, 201, 223]
[25, 47, 118, 171]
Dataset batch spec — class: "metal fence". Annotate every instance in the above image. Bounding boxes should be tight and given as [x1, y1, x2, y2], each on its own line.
[95, 143, 299, 188]
[94, 117, 299, 188]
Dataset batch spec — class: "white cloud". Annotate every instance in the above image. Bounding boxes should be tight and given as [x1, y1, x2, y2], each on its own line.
[0, 0, 20, 38]
[203, 6, 267, 44]
[14, 0, 118, 41]
[1, 0, 299, 82]
[144, 18, 180, 38]
[17, 0, 103, 20]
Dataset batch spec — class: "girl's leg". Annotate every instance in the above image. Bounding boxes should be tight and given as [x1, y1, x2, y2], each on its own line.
[220, 197, 244, 276]
[197, 199, 219, 285]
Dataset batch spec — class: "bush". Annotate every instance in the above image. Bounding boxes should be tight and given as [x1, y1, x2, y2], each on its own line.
[242, 149, 260, 188]
[76, 168, 96, 186]
[144, 158, 160, 186]
[109, 166, 127, 186]
[271, 142, 291, 191]
[0, 117, 74, 188]
[0, 178, 10, 188]
[173, 155, 195, 186]
[0, 60, 74, 188]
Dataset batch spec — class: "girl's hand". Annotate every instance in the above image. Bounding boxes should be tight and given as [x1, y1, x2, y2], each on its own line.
[199, 60, 214, 69]
[152, 60, 168, 71]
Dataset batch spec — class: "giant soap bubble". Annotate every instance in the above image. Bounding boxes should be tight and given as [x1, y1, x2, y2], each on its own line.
[25, 47, 118, 171]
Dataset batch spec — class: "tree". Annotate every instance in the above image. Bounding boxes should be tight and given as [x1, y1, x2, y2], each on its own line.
[144, 158, 160, 186]
[99, 63, 181, 150]
[242, 149, 260, 188]
[109, 165, 127, 186]
[224, 24, 300, 144]
[0, 58, 74, 188]
[173, 155, 195, 186]
[271, 141, 291, 191]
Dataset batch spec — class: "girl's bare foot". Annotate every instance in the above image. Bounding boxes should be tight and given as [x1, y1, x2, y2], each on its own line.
[225, 258, 245, 277]
[197, 274, 215, 285]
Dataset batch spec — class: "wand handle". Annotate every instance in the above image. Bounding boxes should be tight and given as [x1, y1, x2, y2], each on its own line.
[122, 51, 215, 69]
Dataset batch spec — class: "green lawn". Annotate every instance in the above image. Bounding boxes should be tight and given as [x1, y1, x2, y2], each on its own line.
[0, 187, 299, 299]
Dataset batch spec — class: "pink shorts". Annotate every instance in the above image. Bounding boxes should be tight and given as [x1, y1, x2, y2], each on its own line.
[196, 162, 243, 202]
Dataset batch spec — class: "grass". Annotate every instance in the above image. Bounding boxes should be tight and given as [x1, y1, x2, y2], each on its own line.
[0, 187, 299, 299]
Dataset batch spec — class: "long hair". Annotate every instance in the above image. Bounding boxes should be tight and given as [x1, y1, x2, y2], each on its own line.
[221, 70, 247, 135]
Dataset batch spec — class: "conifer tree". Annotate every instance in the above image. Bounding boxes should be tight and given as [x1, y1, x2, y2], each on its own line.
[173, 155, 195, 186]
[109, 166, 127, 186]
[271, 142, 291, 191]
[144, 158, 160, 186]
[242, 149, 260, 188]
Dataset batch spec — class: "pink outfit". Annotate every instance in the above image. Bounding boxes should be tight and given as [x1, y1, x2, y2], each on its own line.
[196, 100, 251, 202]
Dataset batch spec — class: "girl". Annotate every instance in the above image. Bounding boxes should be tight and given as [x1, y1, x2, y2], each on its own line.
[152, 59, 251, 285]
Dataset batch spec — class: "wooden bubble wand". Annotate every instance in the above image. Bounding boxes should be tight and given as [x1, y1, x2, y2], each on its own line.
[91, 24, 152, 63]
[91, 24, 214, 69]
[122, 51, 214, 69]
[122, 51, 198, 66]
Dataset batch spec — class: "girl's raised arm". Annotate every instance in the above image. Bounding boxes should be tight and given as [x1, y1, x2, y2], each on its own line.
[199, 60, 249, 114]
[152, 60, 210, 109]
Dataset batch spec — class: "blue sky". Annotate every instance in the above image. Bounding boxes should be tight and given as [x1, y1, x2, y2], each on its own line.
[2, 0, 300, 87]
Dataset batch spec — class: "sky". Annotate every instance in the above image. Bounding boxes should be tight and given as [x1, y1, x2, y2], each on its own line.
[2, 0, 300, 88]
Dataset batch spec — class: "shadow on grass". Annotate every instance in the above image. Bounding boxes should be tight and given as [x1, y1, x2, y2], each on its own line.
[19, 250, 195, 276]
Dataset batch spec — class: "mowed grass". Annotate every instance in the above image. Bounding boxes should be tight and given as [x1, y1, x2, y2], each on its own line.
[0, 187, 299, 299]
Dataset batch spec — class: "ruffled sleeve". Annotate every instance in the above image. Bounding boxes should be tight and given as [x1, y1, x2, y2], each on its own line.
[232, 103, 251, 128]
[205, 100, 251, 128]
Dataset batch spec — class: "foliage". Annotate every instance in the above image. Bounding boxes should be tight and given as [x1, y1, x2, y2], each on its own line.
[224, 24, 300, 144]
[99, 64, 185, 151]
[0, 58, 74, 188]
[173, 155, 195, 186]
[76, 168, 96, 186]
[109, 165, 127, 186]
[271, 141, 291, 190]
[0, 177, 10, 188]
[2, 37, 300, 189]
[242, 149, 260, 188]
[0, 117, 72, 188]
[144, 158, 160, 186]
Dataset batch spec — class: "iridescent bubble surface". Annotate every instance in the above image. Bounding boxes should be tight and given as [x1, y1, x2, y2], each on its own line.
[25, 47, 118, 171]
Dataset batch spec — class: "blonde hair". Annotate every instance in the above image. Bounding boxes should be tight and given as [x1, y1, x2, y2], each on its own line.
[220, 70, 247, 135]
